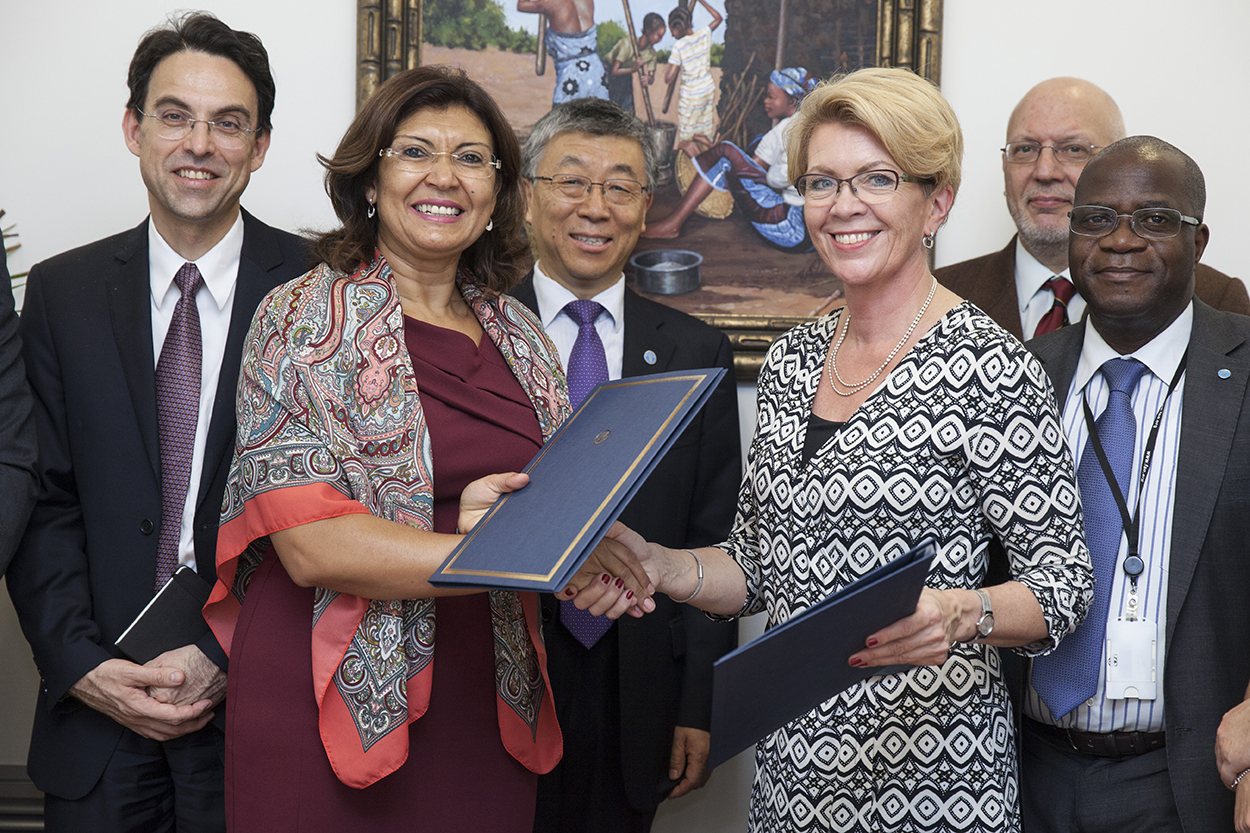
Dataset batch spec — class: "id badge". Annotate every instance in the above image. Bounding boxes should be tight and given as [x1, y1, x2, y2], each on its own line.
[1105, 618, 1157, 700]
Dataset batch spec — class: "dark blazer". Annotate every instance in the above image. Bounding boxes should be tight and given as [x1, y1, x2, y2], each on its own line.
[0, 247, 37, 575]
[6, 211, 309, 799]
[512, 274, 740, 812]
[936, 236, 1250, 340]
[1026, 299, 1250, 832]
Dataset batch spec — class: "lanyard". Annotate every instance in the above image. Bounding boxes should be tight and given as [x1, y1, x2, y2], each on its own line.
[1081, 351, 1187, 571]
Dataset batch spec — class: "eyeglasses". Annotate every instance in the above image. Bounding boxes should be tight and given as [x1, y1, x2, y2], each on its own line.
[1002, 141, 1102, 165]
[531, 174, 647, 206]
[137, 107, 258, 148]
[379, 144, 500, 179]
[793, 169, 930, 205]
[1069, 205, 1200, 240]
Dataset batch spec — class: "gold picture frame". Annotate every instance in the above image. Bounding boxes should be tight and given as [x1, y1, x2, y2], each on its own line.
[356, 0, 943, 379]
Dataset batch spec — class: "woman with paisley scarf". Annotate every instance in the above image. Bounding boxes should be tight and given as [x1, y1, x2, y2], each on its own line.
[203, 66, 651, 831]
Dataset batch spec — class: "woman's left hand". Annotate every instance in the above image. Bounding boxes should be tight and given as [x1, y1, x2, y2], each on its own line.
[457, 472, 530, 535]
[848, 588, 972, 668]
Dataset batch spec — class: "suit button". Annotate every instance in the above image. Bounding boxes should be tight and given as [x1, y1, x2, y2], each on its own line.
[140, 519, 155, 535]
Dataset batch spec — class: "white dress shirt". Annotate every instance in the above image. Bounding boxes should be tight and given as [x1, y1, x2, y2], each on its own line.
[531, 264, 625, 380]
[1025, 302, 1192, 732]
[1015, 238, 1088, 338]
[148, 213, 242, 572]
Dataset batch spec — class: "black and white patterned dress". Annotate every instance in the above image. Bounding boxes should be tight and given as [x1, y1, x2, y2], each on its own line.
[722, 302, 1092, 833]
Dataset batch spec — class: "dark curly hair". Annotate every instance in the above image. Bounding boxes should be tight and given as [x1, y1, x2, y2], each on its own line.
[127, 12, 276, 134]
[309, 66, 526, 295]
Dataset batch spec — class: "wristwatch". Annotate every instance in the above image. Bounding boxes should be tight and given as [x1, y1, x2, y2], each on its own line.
[972, 588, 994, 640]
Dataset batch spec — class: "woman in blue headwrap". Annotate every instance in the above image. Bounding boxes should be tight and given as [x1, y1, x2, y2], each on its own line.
[644, 67, 817, 252]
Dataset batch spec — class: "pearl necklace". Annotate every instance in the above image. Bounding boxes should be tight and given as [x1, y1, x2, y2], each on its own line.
[826, 277, 937, 397]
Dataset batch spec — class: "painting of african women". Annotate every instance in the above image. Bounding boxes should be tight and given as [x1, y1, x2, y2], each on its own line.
[421, 0, 892, 317]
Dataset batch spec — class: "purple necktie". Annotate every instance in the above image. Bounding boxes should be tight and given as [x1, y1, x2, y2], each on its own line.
[154, 262, 204, 590]
[559, 299, 613, 647]
[1032, 357, 1147, 718]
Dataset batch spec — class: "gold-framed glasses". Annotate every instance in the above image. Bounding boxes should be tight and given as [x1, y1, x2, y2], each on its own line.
[531, 174, 646, 206]
[379, 144, 500, 179]
[137, 107, 258, 148]
[1002, 141, 1102, 165]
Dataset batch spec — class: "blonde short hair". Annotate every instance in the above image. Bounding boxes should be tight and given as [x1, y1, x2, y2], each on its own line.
[787, 67, 963, 199]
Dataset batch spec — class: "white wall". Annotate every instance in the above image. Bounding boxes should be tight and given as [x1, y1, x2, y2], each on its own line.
[3, 1, 1247, 829]
[937, 0, 1250, 279]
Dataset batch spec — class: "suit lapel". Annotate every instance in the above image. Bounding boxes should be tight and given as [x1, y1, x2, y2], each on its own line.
[512, 271, 539, 314]
[106, 221, 160, 478]
[197, 210, 291, 510]
[1026, 320, 1084, 405]
[1165, 301, 1249, 644]
[985, 238, 1025, 341]
[621, 289, 674, 376]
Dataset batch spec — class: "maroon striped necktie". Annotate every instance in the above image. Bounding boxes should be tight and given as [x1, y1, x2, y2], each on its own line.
[154, 262, 204, 590]
[1034, 276, 1076, 337]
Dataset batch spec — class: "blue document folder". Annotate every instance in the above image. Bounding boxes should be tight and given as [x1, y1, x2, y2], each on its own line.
[708, 540, 936, 769]
[429, 368, 726, 592]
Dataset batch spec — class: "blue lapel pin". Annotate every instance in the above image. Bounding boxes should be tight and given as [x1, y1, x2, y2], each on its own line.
[1219, 368, 1232, 379]
[643, 350, 657, 365]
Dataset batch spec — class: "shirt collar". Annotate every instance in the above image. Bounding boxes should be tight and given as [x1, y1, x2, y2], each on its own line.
[148, 213, 245, 312]
[1014, 237, 1071, 315]
[531, 263, 625, 331]
[1073, 300, 1194, 393]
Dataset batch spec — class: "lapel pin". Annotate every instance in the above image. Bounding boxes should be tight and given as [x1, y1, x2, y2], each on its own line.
[643, 350, 657, 365]
[1219, 368, 1232, 379]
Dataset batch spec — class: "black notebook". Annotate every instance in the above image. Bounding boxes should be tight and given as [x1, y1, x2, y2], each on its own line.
[115, 565, 213, 663]
[708, 539, 936, 769]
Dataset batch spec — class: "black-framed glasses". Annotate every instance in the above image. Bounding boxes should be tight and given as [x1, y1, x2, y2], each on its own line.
[531, 174, 647, 206]
[1002, 141, 1102, 165]
[137, 107, 258, 148]
[1069, 206, 1200, 240]
[379, 144, 501, 179]
[793, 169, 930, 205]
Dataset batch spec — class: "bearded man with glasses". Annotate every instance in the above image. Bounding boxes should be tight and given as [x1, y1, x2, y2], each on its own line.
[5, 13, 308, 832]
[510, 97, 740, 833]
[935, 77, 1247, 341]
[1021, 134, 1250, 833]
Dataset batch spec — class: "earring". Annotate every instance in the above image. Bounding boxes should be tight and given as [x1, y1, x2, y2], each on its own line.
[485, 218, 494, 231]
[922, 232, 935, 249]
[367, 201, 376, 219]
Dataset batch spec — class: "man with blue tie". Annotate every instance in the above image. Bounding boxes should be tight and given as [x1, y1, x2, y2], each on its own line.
[6, 13, 307, 831]
[511, 97, 739, 832]
[1023, 135, 1250, 833]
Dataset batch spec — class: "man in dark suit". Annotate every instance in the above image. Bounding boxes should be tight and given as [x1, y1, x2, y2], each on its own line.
[1022, 136, 1250, 832]
[5, 14, 307, 832]
[513, 98, 740, 832]
[0, 246, 36, 576]
[936, 77, 1249, 340]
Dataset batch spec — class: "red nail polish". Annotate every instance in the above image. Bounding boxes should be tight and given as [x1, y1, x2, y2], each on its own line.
[866, 638, 878, 648]
[601, 574, 611, 584]
[849, 657, 863, 667]
[614, 577, 624, 589]
[626, 590, 634, 600]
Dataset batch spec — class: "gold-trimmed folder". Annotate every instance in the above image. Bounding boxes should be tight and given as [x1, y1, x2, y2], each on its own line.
[430, 368, 726, 591]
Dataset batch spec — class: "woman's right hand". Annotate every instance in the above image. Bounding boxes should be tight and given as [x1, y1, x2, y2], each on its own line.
[558, 522, 658, 619]
[457, 472, 531, 534]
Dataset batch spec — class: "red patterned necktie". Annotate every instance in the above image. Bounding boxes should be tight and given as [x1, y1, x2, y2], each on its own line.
[154, 262, 204, 590]
[1034, 276, 1076, 337]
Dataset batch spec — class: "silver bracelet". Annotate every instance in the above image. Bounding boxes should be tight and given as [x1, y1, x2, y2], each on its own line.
[1232, 766, 1250, 790]
[672, 548, 704, 603]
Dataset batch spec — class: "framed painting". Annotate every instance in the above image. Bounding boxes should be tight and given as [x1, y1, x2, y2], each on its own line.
[357, 0, 943, 379]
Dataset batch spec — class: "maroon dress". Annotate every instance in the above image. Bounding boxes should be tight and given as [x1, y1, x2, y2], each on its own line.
[225, 316, 544, 831]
